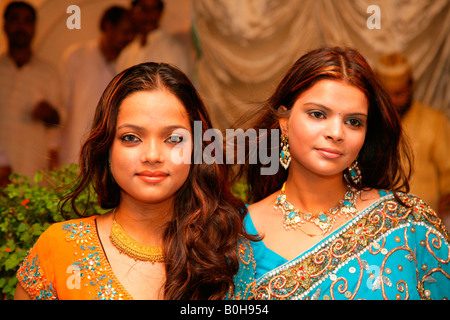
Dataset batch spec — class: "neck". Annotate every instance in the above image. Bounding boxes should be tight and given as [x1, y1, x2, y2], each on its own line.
[114, 197, 173, 245]
[398, 99, 413, 118]
[138, 32, 148, 46]
[99, 37, 119, 62]
[137, 26, 158, 46]
[8, 46, 32, 68]
[284, 170, 347, 213]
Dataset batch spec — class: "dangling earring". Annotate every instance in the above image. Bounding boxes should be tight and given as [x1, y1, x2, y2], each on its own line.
[279, 133, 291, 170]
[345, 160, 362, 185]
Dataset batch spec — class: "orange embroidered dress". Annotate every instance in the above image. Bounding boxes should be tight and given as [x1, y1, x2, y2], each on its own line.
[16, 216, 133, 300]
[16, 215, 256, 300]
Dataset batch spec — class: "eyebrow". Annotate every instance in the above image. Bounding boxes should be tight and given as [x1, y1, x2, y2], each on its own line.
[117, 124, 190, 132]
[304, 102, 332, 112]
[304, 102, 368, 118]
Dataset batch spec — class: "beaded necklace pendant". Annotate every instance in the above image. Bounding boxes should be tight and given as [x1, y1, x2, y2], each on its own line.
[274, 183, 359, 235]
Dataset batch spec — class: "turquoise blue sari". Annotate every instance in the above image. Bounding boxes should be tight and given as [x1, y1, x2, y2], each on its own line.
[240, 192, 450, 300]
[226, 236, 257, 300]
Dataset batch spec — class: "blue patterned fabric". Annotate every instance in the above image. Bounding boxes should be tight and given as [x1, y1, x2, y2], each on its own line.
[243, 192, 450, 300]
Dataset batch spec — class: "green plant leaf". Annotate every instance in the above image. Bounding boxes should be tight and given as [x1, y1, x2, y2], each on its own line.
[34, 171, 43, 183]
[17, 222, 29, 233]
[4, 255, 20, 271]
[0, 164, 104, 299]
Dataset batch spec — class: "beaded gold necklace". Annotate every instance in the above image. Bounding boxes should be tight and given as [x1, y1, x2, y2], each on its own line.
[274, 183, 359, 235]
[109, 215, 164, 264]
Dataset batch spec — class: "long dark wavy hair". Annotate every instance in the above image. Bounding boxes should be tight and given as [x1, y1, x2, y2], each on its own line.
[235, 46, 413, 203]
[60, 62, 251, 299]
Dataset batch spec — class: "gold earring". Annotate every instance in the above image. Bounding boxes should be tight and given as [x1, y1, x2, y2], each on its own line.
[345, 160, 362, 185]
[280, 133, 291, 170]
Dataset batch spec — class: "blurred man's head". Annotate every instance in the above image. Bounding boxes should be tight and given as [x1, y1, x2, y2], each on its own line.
[100, 6, 135, 55]
[3, 1, 36, 49]
[130, 0, 164, 36]
[375, 53, 414, 117]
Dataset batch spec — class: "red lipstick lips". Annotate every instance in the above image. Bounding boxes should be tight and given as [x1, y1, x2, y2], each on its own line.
[315, 148, 343, 159]
[136, 170, 169, 183]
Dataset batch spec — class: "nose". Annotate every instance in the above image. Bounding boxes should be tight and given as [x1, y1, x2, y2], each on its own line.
[142, 138, 163, 165]
[325, 117, 344, 142]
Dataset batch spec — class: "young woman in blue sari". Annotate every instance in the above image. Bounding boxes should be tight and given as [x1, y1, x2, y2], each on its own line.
[235, 47, 449, 300]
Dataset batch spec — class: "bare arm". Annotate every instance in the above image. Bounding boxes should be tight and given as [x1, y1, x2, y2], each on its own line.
[13, 283, 32, 300]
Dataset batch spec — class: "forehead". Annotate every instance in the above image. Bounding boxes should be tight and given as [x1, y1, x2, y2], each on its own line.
[294, 80, 368, 112]
[117, 89, 190, 128]
[135, 0, 162, 10]
[5, 6, 35, 21]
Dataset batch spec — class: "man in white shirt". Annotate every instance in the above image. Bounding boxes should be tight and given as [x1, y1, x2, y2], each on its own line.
[117, 0, 190, 75]
[60, 6, 134, 165]
[0, 1, 62, 179]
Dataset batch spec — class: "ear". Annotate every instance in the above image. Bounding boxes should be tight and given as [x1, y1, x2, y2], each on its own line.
[278, 105, 289, 135]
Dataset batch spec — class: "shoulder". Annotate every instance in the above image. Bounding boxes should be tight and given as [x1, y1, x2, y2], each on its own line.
[248, 192, 278, 219]
[356, 190, 448, 243]
[246, 193, 277, 235]
[378, 192, 449, 239]
[23, 215, 98, 269]
[409, 102, 449, 125]
[30, 216, 98, 252]
[29, 55, 57, 71]
[62, 41, 98, 67]
[152, 29, 172, 41]
[27, 56, 59, 82]
[152, 29, 184, 48]
[58, 216, 99, 243]
[16, 216, 98, 300]
[63, 41, 91, 58]
[413, 101, 445, 115]
[0, 53, 12, 67]
[47, 215, 97, 233]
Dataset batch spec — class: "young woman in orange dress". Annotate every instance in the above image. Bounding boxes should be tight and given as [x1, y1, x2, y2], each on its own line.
[14, 62, 255, 300]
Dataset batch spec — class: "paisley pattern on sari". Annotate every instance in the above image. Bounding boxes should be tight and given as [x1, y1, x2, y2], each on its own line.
[227, 237, 257, 300]
[247, 192, 450, 300]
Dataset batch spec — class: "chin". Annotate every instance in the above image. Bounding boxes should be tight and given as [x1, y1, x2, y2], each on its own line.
[136, 194, 172, 205]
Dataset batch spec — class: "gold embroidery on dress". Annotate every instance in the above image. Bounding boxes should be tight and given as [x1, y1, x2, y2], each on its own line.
[252, 193, 450, 300]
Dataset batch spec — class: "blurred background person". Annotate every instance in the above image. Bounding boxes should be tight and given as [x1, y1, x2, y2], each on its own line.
[375, 52, 450, 224]
[0, 147, 11, 188]
[117, 0, 190, 76]
[60, 5, 134, 165]
[0, 1, 62, 178]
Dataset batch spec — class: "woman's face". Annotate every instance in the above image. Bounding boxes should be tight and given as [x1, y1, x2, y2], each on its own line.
[280, 80, 368, 179]
[110, 89, 192, 205]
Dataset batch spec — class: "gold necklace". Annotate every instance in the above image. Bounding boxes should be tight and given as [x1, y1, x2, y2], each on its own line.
[274, 183, 359, 235]
[109, 214, 164, 263]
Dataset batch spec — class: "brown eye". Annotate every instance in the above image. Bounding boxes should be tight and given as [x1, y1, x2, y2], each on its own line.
[120, 134, 141, 143]
[165, 135, 183, 144]
[308, 110, 326, 119]
[346, 118, 363, 127]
